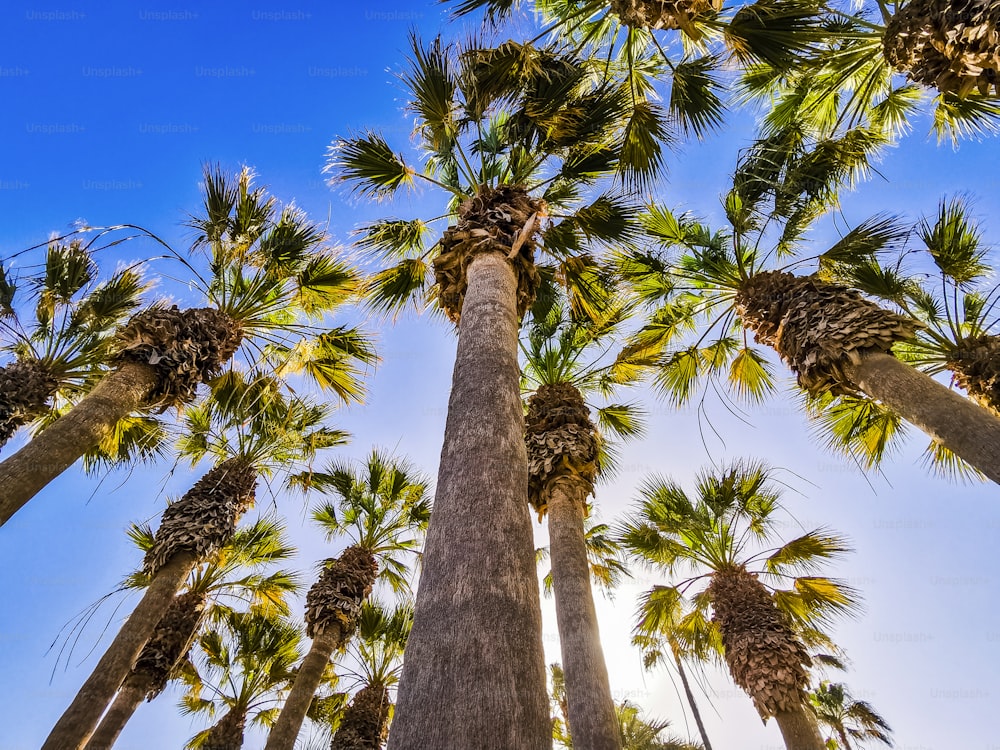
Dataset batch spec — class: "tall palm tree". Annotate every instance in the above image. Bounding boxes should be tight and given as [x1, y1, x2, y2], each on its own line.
[85, 517, 299, 749]
[0, 165, 370, 527]
[521, 297, 644, 749]
[43, 372, 346, 750]
[329, 36, 650, 749]
[809, 682, 893, 750]
[265, 451, 430, 750]
[182, 611, 303, 750]
[619, 460, 860, 750]
[0, 238, 148, 449]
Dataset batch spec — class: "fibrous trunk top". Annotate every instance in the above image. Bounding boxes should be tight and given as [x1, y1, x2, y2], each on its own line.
[130, 589, 208, 700]
[305, 545, 378, 640]
[114, 306, 243, 408]
[610, 0, 720, 32]
[524, 382, 598, 517]
[201, 708, 247, 750]
[432, 185, 543, 323]
[707, 566, 812, 721]
[0, 359, 59, 447]
[143, 457, 257, 576]
[883, 0, 1000, 97]
[946, 333, 1000, 416]
[329, 683, 390, 750]
[735, 271, 920, 397]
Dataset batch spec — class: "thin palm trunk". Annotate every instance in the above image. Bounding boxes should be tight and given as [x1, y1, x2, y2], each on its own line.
[387, 252, 550, 750]
[548, 478, 620, 750]
[202, 707, 247, 750]
[0, 360, 157, 527]
[41, 550, 198, 750]
[837, 727, 854, 750]
[845, 352, 1000, 484]
[774, 707, 826, 750]
[84, 676, 147, 750]
[672, 647, 713, 750]
[263, 626, 343, 750]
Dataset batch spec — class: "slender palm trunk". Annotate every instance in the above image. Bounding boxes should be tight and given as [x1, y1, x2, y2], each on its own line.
[0, 360, 157, 527]
[548, 478, 620, 750]
[836, 727, 854, 750]
[41, 550, 198, 750]
[845, 352, 1000, 484]
[774, 707, 826, 750]
[672, 647, 713, 750]
[84, 676, 147, 750]
[202, 707, 247, 750]
[263, 626, 343, 750]
[387, 252, 550, 750]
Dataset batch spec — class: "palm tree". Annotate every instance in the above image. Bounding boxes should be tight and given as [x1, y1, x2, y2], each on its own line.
[522, 297, 645, 749]
[619, 459, 860, 750]
[809, 682, 893, 749]
[264, 451, 430, 750]
[0, 164, 371, 527]
[538, 514, 630, 598]
[43, 372, 346, 750]
[85, 517, 299, 749]
[0, 238, 147, 449]
[329, 36, 650, 749]
[183, 611, 303, 750]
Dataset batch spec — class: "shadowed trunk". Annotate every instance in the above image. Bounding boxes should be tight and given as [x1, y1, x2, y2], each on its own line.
[0, 359, 59, 450]
[202, 708, 247, 750]
[84, 676, 147, 750]
[387, 252, 550, 750]
[845, 353, 1000, 484]
[330, 683, 391, 750]
[836, 727, 854, 750]
[774, 708, 826, 750]
[264, 627, 343, 750]
[548, 478, 620, 750]
[41, 550, 198, 750]
[0, 360, 157, 527]
[672, 647, 713, 750]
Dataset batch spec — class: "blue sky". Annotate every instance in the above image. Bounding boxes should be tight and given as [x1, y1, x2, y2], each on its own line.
[1, 2, 999, 749]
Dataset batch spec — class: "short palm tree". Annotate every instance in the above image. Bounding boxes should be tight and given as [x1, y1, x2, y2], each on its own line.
[809, 681, 893, 750]
[522, 297, 644, 749]
[43, 372, 346, 750]
[0, 164, 371, 527]
[619, 460, 859, 750]
[329, 36, 650, 749]
[183, 611, 303, 750]
[264, 451, 430, 750]
[85, 517, 299, 749]
[0, 238, 147, 449]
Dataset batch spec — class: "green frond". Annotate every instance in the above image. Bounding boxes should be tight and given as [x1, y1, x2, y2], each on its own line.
[932, 93, 1000, 145]
[920, 440, 986, 484]
[256, 207, 327, 275]
[918, 196, 988, 285]
[355, 219, 429, 261]
[82, 414, 168, 475]
[764, 531, 852, 576]
[668, 55, 726, 139]
[361, 259, 430, 319]
[596, 402, 646, 441]
[327, 132, 415, 199]
[773, 576, 861, 628]
[723, 0, 830, 72]
[619, 100, 670, 190]
[403, 35, 460, 152]
[727, 345, 776, 403]
[819, 214, 911, 268]
[294, 254, 358, 316]
[806, 391, 906, 470]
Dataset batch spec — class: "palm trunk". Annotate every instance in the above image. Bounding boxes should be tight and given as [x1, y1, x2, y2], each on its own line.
[774, 707, 826, 750]
[0, 359, 59, 449]
[387, 252, 550, 750]
[263, 625, 343, 750]
[84, 675, 147, 750]
[203, 708, 247, 750]
[672, 647, 713, 750]
[331, 683, 391, 750]
[42, 550, 198, 750]
[836, 727, 854, 750]
[0, 360, 157, 527]
[845, 352, 1000, 484]
[547, 478, 620, 750]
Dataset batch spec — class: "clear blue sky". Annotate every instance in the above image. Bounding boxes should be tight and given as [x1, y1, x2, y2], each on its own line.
[1, 2, 999, 749]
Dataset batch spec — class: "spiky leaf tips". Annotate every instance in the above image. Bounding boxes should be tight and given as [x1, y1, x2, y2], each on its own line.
[734, 271, 920, 397]
[525, 382, 599, 518]
[143, 457, 257, 576]
[114, 306, 243, 409]
[0, 360, 58, 446]
[884, 0, 1000, 97]
[330, 683, 391, 750]
[305, 546, 378, 641]
[708, 566, 812, 722]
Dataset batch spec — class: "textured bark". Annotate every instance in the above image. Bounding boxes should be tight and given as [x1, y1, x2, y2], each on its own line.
[548, 478, 621, 750]
[387, 252, 550, 750]
[609, 0, 720, 32]
[41, 550, 198, 750]
[673, 649, 713, 750]
[774, 707, 826, 750]
[330, 683, 391, 750]
[0, 359, 59, 449]
[0, 360, 158, 527]
[845, 352, 1000, 485]
[201, 708, 247, 750]
[947, 333, 1000, 416]
[263, 626, 343, 750]
[84, 677, 147, 750]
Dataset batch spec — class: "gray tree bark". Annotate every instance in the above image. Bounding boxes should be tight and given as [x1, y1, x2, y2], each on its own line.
[672, 647, 713, 750]
[547, 478, 620, 750]
[84, 676, 147, 750]
[774, 706, 826, 750]
[0, 361, 158, 527]
[42, 550, 198, 750]
[845, 352, 1000, 484]
[263, 626, 343, 750]
[387, 252, 550, 750]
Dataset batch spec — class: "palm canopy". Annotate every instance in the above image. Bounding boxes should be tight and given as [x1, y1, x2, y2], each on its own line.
[339, 600, 413, 693]
[303, 449, 432, 595]
[809, 681, 894, 749]
[328, 35, 652, 321]
[618, 459, 860, 635]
